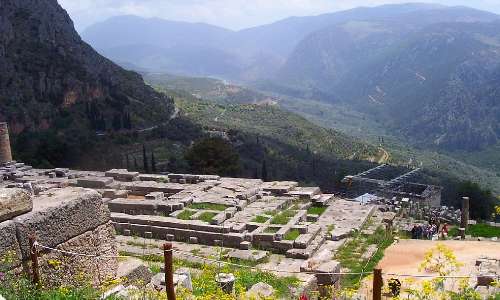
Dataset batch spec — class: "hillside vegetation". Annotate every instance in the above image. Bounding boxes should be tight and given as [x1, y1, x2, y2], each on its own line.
[146, 74, 500, 196]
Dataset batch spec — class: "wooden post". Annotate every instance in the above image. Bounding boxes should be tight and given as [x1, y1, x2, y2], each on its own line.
[28, 236, 40, 286]
[163, 242, 176, 300]
[373, 268, 382, 300]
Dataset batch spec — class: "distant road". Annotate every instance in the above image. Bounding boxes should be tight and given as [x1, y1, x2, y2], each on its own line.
[138, 107, 179, 133]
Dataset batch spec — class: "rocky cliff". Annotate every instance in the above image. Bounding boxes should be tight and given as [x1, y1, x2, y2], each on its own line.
[0, 0, 174, 134]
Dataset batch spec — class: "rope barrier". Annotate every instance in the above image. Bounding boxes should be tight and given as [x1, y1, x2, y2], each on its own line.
[382, 273, 500, 279]
[170, 248, 374, 276]
[33, 241, 500, 279]
[34, 241, 172, 259]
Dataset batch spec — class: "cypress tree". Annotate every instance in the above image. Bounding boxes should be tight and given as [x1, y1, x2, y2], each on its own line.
[133, 156, 138, 171]
[112, 114, 122, 131]
[253, 167, 259, 179]
[142, 144, 149, 173]
[151, 151, 157, 173]
[261, 160, 268, 182]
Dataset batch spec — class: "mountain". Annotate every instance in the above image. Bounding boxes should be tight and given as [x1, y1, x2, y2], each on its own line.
[0, 0, 386, 191]
[277, 12, 500, 151]
[82, 3, 462, 80]
[82, 15, 241, 78]
[0, 0, 175, 166]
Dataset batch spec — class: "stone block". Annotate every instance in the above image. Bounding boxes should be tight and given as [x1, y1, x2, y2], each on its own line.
[165, 234, 174, 241]
[105, 169, 139, 181]
[210, 213, 226, 225]
[145, 192, 164, 201]
[0, 188, 32, 222]
[240, 241, 251, 250]
[144, 231, 153, 239]
[108, 199, 159, 215]
[247, 282, 275, 299]
[150, 272, 166, 290]
[76, 177, 113, 188]
[175, 268, 193, 291]
[294, 234, 312, 249]
[273, 240, 294, 252]
[38, 223, 117, 287]
[14, 188, 110, 259]
[117, 257, 153, 286]
[54, 168, 69, 177]
[315, 261, 341, 285]
[307, 214, 319, 222]
[295, 225, 308, 234]
[189, 237, 198, 244]
[123, 229, 131, 236]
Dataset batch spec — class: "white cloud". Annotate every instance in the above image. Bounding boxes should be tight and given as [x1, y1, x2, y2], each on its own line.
[58, 0, 500, 32]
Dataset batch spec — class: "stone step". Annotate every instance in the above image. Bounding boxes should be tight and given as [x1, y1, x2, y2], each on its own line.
[294, 225, 321, 249]
[286, 229, 325, 259]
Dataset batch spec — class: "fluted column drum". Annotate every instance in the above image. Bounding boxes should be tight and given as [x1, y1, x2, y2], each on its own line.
[0, 122, 13, 163]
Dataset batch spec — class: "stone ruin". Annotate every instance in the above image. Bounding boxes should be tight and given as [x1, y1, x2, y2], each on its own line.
[0, 122, 380, 292]
[342, 164, 442, 208]
[0, 185, 117, 286]
[0, 159, 380, 287]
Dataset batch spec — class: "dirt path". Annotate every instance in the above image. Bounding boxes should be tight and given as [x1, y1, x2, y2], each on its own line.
[377, 240, 500, 275]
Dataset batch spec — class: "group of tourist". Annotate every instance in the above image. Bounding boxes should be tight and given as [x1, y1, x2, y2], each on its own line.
[410, 223, 448, 240]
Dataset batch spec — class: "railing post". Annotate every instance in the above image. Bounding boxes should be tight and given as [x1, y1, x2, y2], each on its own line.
[373, 268, 382, 300]
[163, 242, 176, 300]
[28, 236, 40, 287]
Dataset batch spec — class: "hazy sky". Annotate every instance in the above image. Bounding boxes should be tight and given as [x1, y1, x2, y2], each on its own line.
[58, 0, 500, 32]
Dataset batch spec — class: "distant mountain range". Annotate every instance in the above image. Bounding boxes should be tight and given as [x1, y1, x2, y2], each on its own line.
[82, 3, 500, 151]
[1, 0, 384, 187]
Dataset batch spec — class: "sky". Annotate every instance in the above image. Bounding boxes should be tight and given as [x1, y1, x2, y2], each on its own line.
[58, 0, 500, 32]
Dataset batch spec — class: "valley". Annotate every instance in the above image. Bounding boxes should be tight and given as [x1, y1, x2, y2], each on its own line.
[143, 73, 500, 195]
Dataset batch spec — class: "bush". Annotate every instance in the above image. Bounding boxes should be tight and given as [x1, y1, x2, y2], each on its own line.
[185, 137, 240, 177]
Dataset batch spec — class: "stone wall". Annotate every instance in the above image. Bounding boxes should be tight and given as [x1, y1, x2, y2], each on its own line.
[0, 187, 118, 287]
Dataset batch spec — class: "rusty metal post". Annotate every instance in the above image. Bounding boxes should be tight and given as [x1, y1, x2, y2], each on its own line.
[461, 197, 470, 231]
[28, 236, 40, 286]
[163, 242, 176, 300]
[373, 268, 382, 300]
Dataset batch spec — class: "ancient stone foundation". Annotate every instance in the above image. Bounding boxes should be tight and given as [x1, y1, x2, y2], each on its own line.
[0, 122, 12, 164]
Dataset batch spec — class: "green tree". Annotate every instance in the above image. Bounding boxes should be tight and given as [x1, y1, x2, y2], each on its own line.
[185, 137, 240, 176]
